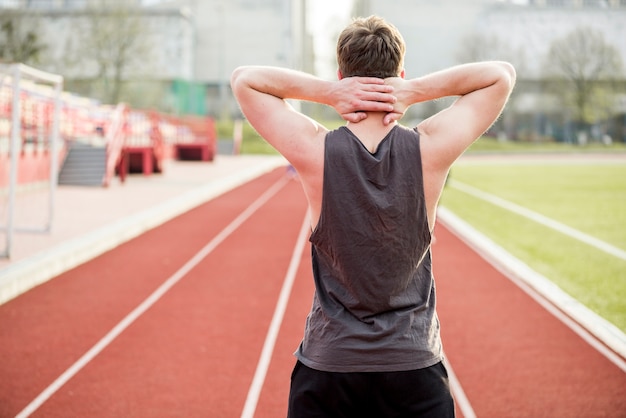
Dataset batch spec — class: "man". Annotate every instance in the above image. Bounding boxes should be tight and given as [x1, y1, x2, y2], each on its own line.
[231, 15, 515, 418]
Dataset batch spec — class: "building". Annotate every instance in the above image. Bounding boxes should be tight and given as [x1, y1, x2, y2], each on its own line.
[1, 0, 624, 141]
[0, 0, 311, 116]
[145, 0, 310, 116]
[355, 0, 625, 77]
[356, 0, 626, 142]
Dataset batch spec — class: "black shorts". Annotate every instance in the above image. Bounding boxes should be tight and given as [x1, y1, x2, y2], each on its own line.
[287, 360, 455, 418]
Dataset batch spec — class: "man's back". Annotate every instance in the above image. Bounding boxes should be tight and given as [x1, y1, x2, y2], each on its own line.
[296, 125, 442, 373]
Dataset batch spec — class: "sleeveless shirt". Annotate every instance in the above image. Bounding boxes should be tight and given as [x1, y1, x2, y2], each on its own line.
[295, 125, 443, 373]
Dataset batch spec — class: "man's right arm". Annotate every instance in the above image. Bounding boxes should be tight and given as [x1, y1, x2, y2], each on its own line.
[386, 61, 516, 169]
[231, 66, 396, 170]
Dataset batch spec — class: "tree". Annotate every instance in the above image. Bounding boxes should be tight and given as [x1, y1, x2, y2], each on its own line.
[456, 32, 528, 76]
[456, 32, 526, 141]
[0, 12, 45, 64]
[543, 26, 624, 136]
[74, 1, 154, 104]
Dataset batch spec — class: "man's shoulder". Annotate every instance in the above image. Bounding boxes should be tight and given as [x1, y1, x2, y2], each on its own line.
[396, 123, 420, 136]
[325, 125, 348, 136]
[285, 126, 326, 174]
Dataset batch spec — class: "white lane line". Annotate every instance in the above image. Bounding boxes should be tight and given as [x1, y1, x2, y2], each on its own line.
[15, 176, 289, 418]
[239, 210, 479, 418]
[448, 179, 626, 261]
[240, 212, 310, 418]
[445, 353, 477, 418]
[439, 207, 626, 370]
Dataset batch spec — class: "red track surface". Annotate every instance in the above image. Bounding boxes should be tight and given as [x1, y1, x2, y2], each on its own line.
[1, 168, 624, 417]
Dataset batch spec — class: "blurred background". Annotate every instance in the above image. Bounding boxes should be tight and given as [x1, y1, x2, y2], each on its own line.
[1, 0, 625, 145]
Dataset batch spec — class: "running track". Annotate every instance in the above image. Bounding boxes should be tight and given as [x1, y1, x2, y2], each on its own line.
[1, 168, 625, 417]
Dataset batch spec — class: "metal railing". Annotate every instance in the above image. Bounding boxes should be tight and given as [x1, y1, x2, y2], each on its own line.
[102, 103, 128, 187]
[0, 63, 62, 259]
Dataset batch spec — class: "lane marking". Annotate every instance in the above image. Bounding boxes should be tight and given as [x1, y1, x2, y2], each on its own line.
[15, 175, 290, 418]
[445, 353, 477, 418]
[448, 179, 626, 261]
[439, 207, 626, 370]
[240, 211, 310, 418]
[239, 210, 479, 418]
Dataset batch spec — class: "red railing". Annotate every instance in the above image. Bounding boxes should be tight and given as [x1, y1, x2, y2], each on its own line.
[102, 103, 128, 187]
[119, 111, 216, 177]
[1, 65, 217, 190]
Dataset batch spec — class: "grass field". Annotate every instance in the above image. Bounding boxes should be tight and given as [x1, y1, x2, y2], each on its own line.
[440, 156, 626, 332]
[218, 118, 626, 155]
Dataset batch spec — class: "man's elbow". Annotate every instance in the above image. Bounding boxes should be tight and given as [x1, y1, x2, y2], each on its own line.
[498, 62, 516, 90]
[231, 66, 255, 93]
[230, 66, 245, 91]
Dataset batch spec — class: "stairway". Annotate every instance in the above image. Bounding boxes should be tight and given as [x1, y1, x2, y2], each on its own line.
[58, 142, 106, 186]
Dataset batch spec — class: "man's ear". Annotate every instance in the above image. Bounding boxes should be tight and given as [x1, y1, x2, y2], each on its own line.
[400, 69, 406, 79]
[337, 69, 344, 80]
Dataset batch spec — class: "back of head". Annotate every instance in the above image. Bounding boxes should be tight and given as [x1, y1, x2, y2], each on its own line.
[336, 15, 405, 79]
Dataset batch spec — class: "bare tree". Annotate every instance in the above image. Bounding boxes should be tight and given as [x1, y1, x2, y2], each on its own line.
[456, 32, 528, 76]
[543, 26, 624, 134]
[456, 32, 526, 140]
[75, 1, 154, 104]
[0, 11, 45, 65]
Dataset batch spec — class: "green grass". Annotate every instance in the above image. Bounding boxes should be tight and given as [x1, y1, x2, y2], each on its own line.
[467, 136, 626, 153]
[440, 161, 626, 332]
[217, 118, 626, 155]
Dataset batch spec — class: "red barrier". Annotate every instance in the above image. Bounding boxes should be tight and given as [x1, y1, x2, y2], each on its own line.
[1, 67, 217, 189]
[167, 114, 217, 162]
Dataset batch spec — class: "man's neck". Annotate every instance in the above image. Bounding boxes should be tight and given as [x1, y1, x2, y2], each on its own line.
[345, 112, 397, 153]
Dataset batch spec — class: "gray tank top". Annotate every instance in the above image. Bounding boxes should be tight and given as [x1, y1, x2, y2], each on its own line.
[295, 125, 443, 373]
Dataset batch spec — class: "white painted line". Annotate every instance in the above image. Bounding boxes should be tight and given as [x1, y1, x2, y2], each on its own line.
[14, 176, 289, 418]
[438, 207, 626, 370]
[239, 210, 480, 418]
[444, 353, 477, 418]
[0, 157, 288, 305]
[448, 179, 626, 261]
[240, 212, 310, 418]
